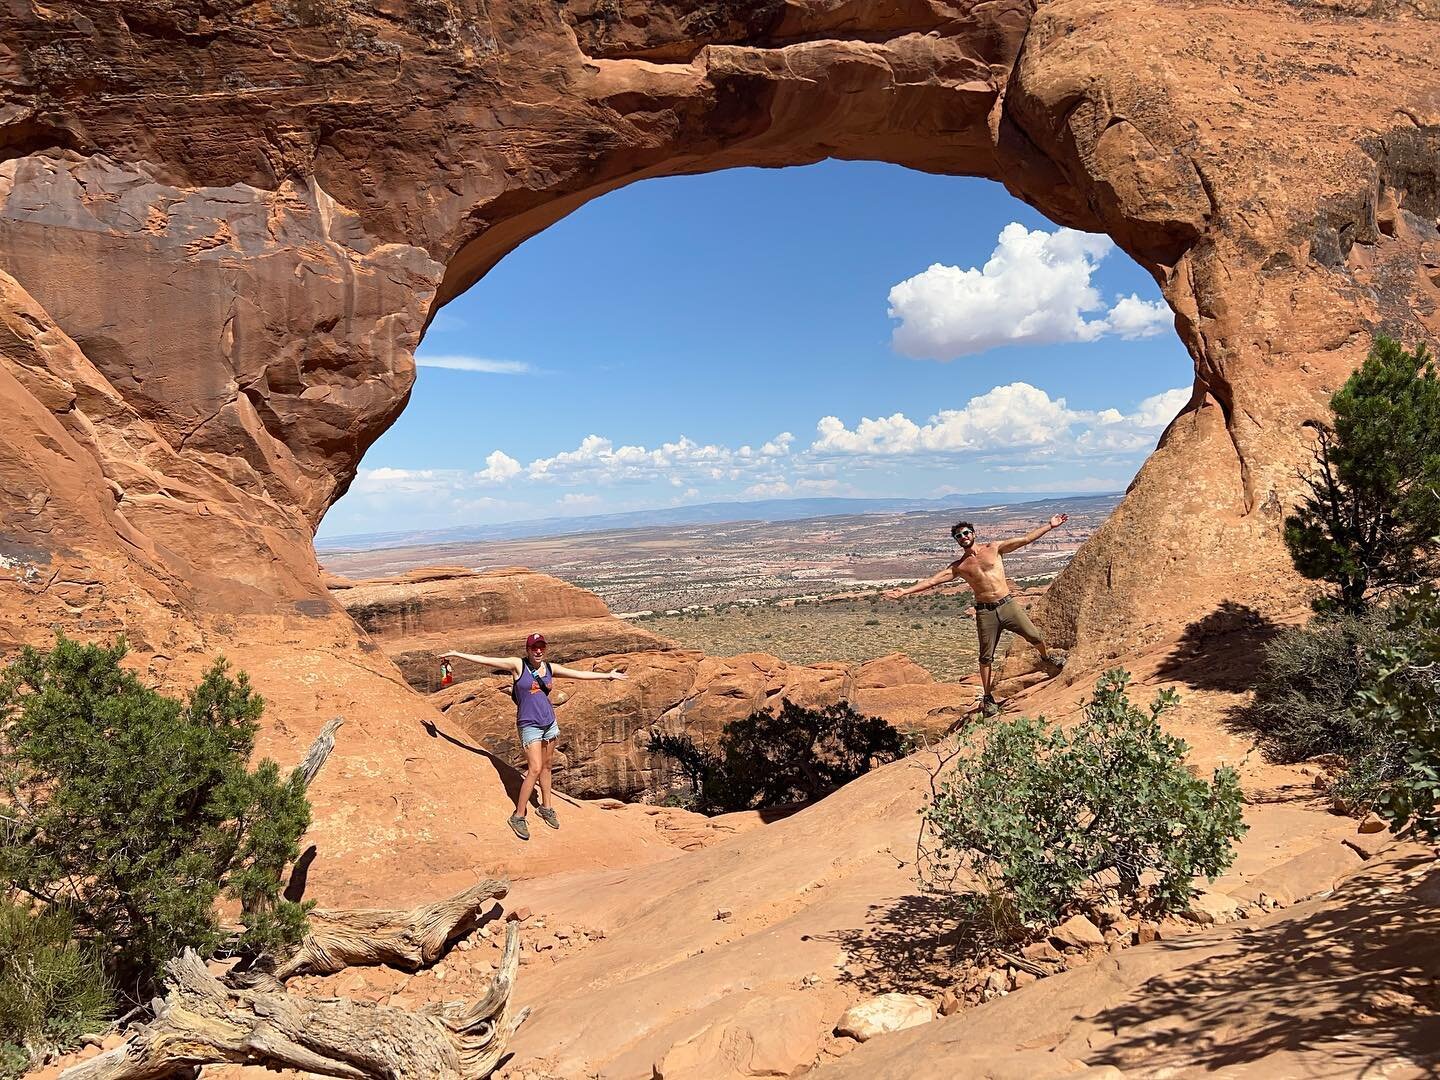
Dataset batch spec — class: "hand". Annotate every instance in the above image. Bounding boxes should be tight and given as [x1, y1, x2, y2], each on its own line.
[883, 588, 907, 600]
[609, 670, 628, 681]
[1048, 513, 1068, 529]
[438, 651, 459, 660]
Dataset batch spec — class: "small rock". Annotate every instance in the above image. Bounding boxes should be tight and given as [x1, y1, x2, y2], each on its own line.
[1051, 914, 1105, 950]
[554, 927, 571, 940]
[532, 919, 546, 929]
[984, 969, 1008, 995]
[714, 908, 733, 921]
[1021, 940, 1064, 964]
[1358, 813, 1387, 834]
[938, 987, 963, 1016]
[456, 938, 472, 951]
[433, 966, 446, 982]
[834, 993, 936, 1042]
[506, 906, 533, 923]
[801, 973, 821, 988]
[1013, 970, 1038, 989]
[1136, 922, 1163, 945]
[1184, 890, 1240, 926]
[478, 925, 493, 939]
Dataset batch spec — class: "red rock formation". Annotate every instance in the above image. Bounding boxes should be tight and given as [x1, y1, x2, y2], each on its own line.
[436, 647, 974, 800]
[3, 0, 1438, 901]
[331, 565, 672, 689]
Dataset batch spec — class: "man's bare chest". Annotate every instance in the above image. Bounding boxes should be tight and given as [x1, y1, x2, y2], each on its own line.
[955, 547, 1004, 581]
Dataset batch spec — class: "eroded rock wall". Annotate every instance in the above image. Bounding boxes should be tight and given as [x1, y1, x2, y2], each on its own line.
[2, 0, 1438, 902]
[332, 565, 672, 687]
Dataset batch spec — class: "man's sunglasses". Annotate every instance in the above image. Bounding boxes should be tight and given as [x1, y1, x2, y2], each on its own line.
[954, 529, 974, 538]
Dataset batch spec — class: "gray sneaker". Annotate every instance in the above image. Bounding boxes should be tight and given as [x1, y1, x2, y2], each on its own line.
[507, 814, 530, 841]
[536, 805, 559, 830]
[1045, 650, 1069, 672]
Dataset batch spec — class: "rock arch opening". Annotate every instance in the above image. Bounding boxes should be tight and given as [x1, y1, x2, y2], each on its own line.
[322, 162, 1195, 645]
[3, 0, 1433, 899]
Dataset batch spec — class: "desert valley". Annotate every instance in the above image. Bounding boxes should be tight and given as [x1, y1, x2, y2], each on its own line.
[4, 1, 1440, 1079]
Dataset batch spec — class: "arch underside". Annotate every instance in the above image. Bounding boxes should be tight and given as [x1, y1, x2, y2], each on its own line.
[1, 0, 1438, 900]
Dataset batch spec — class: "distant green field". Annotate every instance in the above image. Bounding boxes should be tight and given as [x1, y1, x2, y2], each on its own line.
[637, 593, 985, 682]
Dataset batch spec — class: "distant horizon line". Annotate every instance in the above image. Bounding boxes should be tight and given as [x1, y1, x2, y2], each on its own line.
[317, 490, 1123, 554]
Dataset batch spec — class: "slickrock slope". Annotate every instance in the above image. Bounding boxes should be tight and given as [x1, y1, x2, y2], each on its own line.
[436, 647, 973, 799]
[3, 0, 1439, 904]
[171, 618, 1427, 1080]
[331, 566, 672, 690]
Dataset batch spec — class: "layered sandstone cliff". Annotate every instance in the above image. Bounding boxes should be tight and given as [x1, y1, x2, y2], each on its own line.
[436, 646, 970, 799]
[331, 566, 672, 689]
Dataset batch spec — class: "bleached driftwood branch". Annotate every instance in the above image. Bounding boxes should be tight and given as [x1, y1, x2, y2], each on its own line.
[60, 921, 529, 1080]
[272, 877, 510, 980]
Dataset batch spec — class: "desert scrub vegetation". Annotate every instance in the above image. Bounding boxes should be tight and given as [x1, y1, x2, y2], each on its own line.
[0, 899, 112, 1077]
[0, 635, 314, 1026]
[638, 593, 979, 680]
[1241, 336, 1440, 813]
[1284, 335, 1440, 615]
[647, 699, 908, 813]
[1356, 587, 1440, 837]
[920, 671, 1246, 946]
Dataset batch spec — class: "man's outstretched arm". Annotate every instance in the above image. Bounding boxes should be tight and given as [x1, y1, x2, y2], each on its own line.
[996, 513, 1069, 555]
[885, 563, 967, 600]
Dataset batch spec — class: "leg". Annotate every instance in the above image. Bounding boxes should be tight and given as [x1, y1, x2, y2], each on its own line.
[976, 609, 1000, 706]
[537, 736, 555, 808]
[1001, 601, 1061, 667]
[514, 738, 543, 817]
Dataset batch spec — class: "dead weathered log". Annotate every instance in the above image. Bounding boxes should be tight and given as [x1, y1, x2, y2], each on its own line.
[295, 715, 345, 788]
[269, 876, 510, 981]
[60, 921, 529, 1080]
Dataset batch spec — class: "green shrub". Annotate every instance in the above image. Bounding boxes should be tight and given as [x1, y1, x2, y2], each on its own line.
[923, 671, 1246, 941]
[0, 636, 313, 997]
[1357, 588, 1440, 838]
[648, 699, 906, 813]
[1239, 607, 1401, 764]
[0, 898, 113, 1074]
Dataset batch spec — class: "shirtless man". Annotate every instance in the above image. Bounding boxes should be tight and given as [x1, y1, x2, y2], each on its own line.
[886, 515, 1069, 715]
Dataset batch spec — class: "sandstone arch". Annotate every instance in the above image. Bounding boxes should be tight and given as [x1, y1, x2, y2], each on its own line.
[1, 0, 1437, 902]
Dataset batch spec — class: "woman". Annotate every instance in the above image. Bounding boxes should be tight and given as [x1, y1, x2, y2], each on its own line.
[441, 632, 627, 840]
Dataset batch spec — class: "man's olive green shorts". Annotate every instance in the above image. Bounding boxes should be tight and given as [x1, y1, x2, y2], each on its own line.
[975, 598, 1043, 666]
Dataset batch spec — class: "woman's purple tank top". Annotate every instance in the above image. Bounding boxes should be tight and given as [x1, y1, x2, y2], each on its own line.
[513, 661, 556, 729]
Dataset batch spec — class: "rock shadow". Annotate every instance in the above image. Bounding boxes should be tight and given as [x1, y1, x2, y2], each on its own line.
[1159, 601, 1282, 692]
[1084, 853, 1440, 1074]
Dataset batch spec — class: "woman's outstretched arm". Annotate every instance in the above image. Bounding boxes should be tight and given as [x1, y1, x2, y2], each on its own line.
[440, 651, 522, 676]
[549, 664, 628, 681]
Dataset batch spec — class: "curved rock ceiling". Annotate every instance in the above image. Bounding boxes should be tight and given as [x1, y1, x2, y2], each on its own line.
[1, 0, 1437, 899]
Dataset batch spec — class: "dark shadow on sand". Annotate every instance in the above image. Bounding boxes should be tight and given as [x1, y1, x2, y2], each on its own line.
[1159, 600, 1282, 692]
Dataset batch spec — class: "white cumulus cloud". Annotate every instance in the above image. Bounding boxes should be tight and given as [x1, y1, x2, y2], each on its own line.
[887, 223, 1172, 360]
[474, 450, 523, 483]
[1102, 294, 1172, 340]
[814, 382, 1083, 455]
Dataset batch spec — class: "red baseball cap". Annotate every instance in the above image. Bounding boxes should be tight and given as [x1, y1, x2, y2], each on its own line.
[525, 632, 547, 649]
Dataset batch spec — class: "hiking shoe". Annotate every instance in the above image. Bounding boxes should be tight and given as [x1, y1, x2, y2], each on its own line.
[981, 695, 1002, 717]
[507, 814, 530, 841]
[1045, 650, 1069, 672]
[536, 805, 560, 830]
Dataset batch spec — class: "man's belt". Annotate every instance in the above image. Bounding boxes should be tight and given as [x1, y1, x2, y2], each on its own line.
[974, 595, 1012, 612]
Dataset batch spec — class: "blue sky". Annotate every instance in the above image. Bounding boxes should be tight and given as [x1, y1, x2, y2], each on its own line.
[320, 161, 1193, 538]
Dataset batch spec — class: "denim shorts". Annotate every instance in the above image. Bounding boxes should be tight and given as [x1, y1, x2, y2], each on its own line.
[519, 720, 559, 748]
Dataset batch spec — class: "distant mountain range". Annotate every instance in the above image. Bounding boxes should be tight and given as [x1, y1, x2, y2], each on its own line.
[316, 492, 1121, 553]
